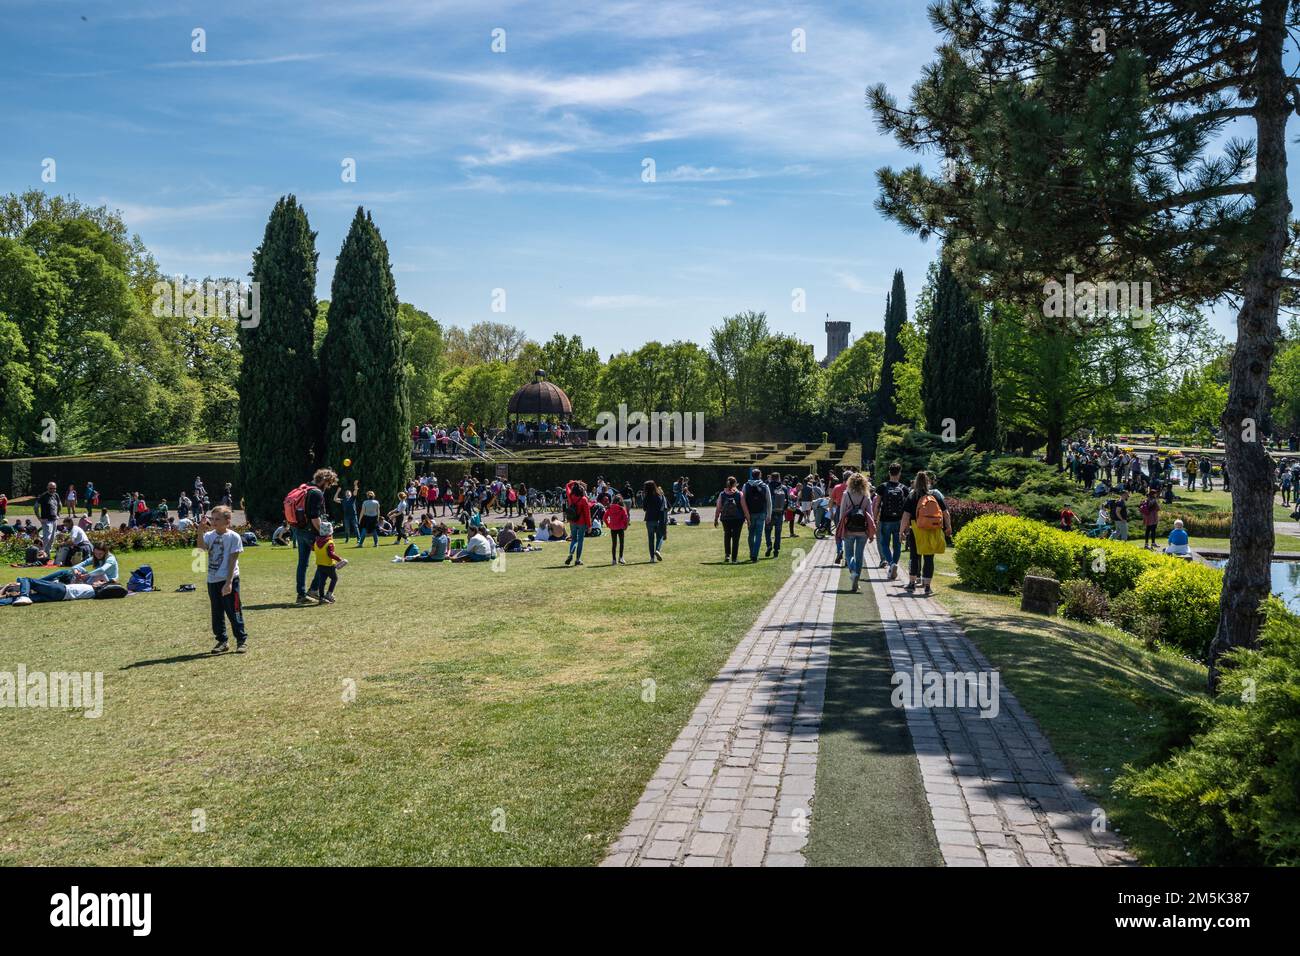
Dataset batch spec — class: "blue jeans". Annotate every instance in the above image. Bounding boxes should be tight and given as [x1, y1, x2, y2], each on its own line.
[879, 520, 901, 566]
[18, 577, 67, 602]
[343, 510, 359, 545]
[747, 511, 768, 560]
[293, 527, 314, 595]
[844, 535, 867, 578]
[764, 516, 783, 554]
[568, 524, 586, 561]
[645, 518, 665, 557]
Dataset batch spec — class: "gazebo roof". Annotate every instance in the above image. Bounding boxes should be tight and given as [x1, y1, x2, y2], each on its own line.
[508, 370, 572, 417]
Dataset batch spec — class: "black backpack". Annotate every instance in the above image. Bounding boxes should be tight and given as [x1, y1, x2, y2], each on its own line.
[843, 492, 869, 533]
[564, 500, 579, 522]
[720, 492, 741, 520]
[878, 482, 907, 522]
[769, 483, 788, 513]
[743, 483, 766, 514]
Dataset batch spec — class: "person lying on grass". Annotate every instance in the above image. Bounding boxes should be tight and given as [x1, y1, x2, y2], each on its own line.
[0, 576, 121, 606]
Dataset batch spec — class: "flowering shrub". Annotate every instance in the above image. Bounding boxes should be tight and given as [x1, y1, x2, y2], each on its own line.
[943, 498, 1018, 534]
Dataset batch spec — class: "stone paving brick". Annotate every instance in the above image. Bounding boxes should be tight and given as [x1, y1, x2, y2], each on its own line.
[605, 538, 839, 866]
[868, 554, 1132, 869]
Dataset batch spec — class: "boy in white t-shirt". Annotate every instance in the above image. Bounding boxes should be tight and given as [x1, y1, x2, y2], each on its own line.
[196, 505, 247, 654]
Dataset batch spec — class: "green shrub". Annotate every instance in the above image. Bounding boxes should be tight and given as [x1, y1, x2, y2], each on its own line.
[1106, 589, 1163, 647]
[953, 514, 1076, 591]
[1023, 564, 1058, 582]
[1060, 579, 1109, 623]
[1114, 601, 1300, 865]
[954, 514, 1169, 596]
[1134, 562, 1223, 659]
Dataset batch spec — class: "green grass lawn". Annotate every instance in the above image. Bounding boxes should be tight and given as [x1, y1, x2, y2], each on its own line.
[0, 525, 792, 865]
[927, 552, 1207, 865]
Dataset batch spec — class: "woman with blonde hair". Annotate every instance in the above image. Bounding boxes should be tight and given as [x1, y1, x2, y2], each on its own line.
[835, 471, 876, 592]
[898, 470, 952, 596]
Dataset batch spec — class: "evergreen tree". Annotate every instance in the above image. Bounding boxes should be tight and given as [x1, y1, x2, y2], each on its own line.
[866, 269, 907, 454]
[922, 260, 999, 449]
[868, 0, 1296, 683]
[320, 208, 408, 502]
[239, 196, 319, 522]
[878, 270, 907, 424]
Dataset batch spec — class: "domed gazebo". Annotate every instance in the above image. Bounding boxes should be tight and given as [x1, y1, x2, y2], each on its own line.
[507, 370, 573, 443]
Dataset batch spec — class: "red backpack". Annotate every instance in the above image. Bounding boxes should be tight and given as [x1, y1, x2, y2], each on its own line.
[283, 484, 313, 527]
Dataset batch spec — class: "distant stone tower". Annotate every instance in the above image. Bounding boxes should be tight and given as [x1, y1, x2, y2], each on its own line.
[824, 319, 851, 365]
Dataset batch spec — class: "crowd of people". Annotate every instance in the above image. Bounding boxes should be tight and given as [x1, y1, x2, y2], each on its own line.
[410, 419, 581, 457]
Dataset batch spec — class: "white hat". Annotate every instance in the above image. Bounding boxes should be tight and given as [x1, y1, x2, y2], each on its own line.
[319, 520, 333, 536]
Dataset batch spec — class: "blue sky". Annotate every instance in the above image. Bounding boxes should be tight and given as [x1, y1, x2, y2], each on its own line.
[3, 0, 1257, 358]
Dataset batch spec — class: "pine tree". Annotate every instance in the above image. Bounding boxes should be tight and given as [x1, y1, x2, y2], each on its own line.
[239, 196, 319, 522]
[869, 0, 1295, 683]
[922, 260, 999, 449]
[320, 208, 408, 502]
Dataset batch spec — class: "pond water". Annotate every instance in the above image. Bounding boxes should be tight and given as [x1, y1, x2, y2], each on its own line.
[1208, 559, 1300, 611]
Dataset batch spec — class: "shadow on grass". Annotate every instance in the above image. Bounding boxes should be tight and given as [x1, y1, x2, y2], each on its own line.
[939, 580, 1206, 865]
[122, 652, 218, 669]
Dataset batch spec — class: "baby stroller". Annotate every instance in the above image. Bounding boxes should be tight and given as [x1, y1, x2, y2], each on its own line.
[812, 498, 834, 539]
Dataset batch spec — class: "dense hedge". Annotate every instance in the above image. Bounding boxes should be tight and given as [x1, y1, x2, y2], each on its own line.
[953, 514, 1223, 658]
[1115, 600, 1300, 865]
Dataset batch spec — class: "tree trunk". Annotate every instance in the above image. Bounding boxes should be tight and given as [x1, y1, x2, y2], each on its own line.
[1045, 421, 1063, 467]
[1208, 0, 1290, 692]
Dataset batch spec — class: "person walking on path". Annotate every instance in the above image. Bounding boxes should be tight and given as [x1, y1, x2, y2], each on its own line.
[742, 468, 772, 563]
[714, 476, 749, 564]
[642, 480, 668, 561]
[764, 472, 790, 558]
[874, 462, 907, 581]
[898, 471, 951, 597]
[836, 471, 877, 593]
[289, 468, 338, 603]
[563, 480, 591, 567]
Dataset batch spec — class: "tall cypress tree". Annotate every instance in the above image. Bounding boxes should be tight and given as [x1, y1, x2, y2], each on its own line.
[922, 260, 999, 450]
[239, 195, 319, 522]
[320, 208, 408, 501]
[878, 269, 907, 424]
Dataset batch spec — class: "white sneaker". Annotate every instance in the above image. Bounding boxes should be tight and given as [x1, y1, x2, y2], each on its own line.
[13, 596, 32, 606]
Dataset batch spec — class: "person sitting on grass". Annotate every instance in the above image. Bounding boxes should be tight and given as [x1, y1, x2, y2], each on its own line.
[395, 524, 452, 562]
[497, 523, 523, 553]
[535, 514, 566, 541]
[1164, 518, 1192, 557]
[451, 526, 497, 562]
[40, 543, 118, 587]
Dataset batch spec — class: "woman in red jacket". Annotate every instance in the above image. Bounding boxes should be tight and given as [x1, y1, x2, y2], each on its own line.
[564, 480, 592, 567]
[605, 494, 629, 565]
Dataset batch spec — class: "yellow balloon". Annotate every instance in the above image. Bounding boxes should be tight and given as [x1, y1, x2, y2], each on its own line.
[343, 458, 352, 467]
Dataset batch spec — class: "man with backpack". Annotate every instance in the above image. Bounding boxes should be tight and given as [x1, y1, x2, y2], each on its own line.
[764, 472, 789, 558]
[875, 462, 908, 581]
[285, 468, 339, 604]
[743, 468, 772, 562]
[1108, 490, 1131, 541]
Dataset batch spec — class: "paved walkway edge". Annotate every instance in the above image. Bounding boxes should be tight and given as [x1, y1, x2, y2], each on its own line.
[603, 537, 838, 867]
[866, 548, 1135, 867]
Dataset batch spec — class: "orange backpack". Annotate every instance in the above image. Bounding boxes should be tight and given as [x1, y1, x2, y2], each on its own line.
[915, 494, 944, 530]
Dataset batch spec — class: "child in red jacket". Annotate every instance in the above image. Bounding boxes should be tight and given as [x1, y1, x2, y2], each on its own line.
[605, 495, 629, 565]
